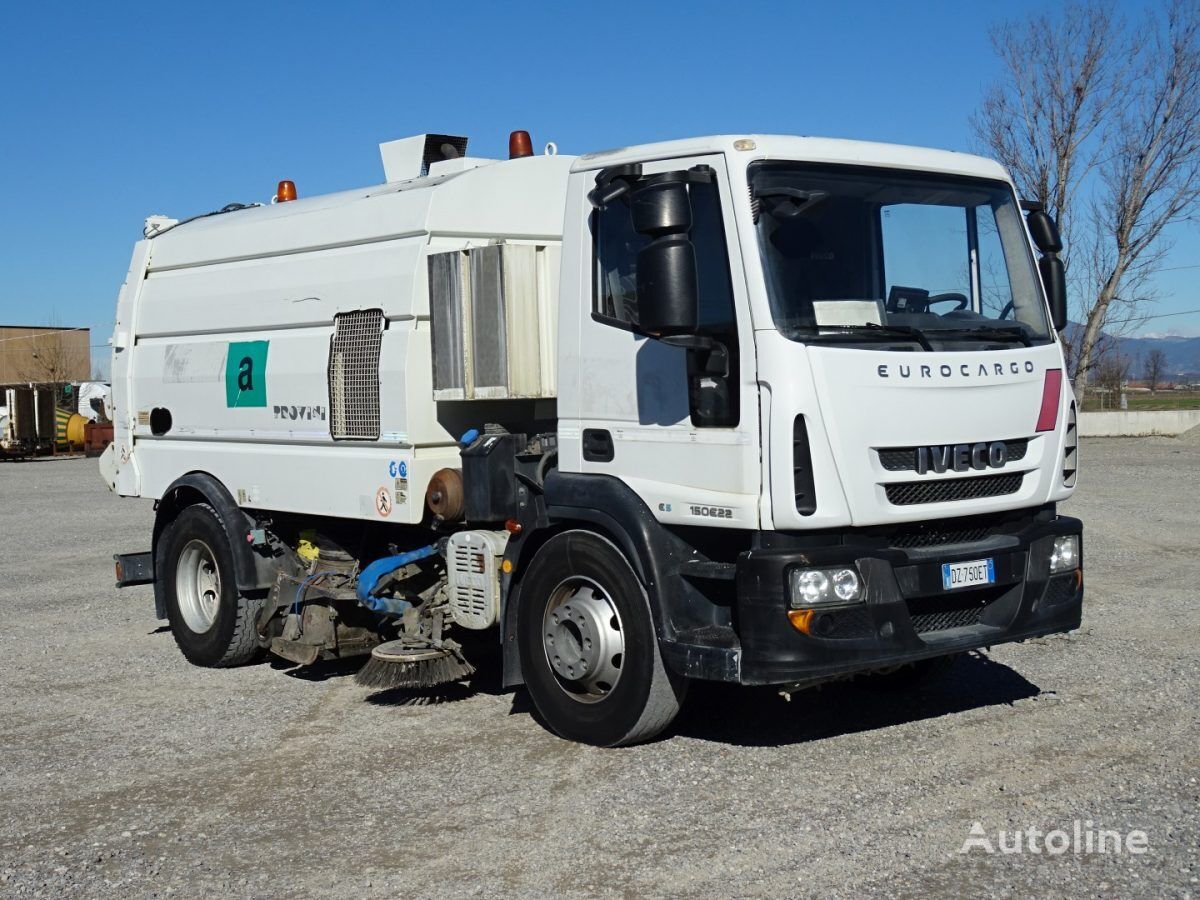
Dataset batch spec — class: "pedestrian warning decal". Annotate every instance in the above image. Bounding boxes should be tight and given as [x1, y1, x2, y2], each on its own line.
[375, 486, 393, 517]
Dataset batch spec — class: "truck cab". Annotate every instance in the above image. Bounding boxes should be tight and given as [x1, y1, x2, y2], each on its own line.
[107, 132, 1082, 747]
[534, 135, 1081, 725]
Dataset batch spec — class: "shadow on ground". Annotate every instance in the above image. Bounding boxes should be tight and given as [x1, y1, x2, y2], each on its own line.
[669, 652, 1041, 747]
[239, 638, 1041, 748]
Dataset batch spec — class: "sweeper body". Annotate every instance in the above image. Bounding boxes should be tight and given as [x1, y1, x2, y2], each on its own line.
[104, 131, 1084, 746]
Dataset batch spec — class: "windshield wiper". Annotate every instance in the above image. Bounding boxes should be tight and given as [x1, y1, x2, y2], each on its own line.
[924, 326, 1033, 347]
[796, 323, 934, 351]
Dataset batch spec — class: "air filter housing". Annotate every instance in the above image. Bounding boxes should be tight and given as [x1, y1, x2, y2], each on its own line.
[446, 530, 510, 630]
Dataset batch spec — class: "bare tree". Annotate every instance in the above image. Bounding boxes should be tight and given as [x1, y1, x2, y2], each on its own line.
[17, 314, 89, 404]
[1143, 346, 1169, 391]
[972, 1, 1121, 263]
[1076, 3, 1200, 390]
[19, 332, 86, 385]
[1091, 344, 1131, 408]
[974, 0, 1200, 395]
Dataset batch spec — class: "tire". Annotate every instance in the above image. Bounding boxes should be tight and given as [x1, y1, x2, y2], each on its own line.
[162, 503, 264, 667]
[854, 653, 961, 693]
[516, 530, 687, 746]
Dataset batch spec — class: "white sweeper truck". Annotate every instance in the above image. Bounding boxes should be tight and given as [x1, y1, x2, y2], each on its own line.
[102, 130, 1083, 745]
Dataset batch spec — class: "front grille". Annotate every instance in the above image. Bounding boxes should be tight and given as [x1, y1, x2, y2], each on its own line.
[890, 524, 996, 548]
[878, 439, 1029, 472]
[906, 590, 999, 633]
[912, 604, 984, 632]
[885, 473, 1023, 506]
[328, 309, 385, 440]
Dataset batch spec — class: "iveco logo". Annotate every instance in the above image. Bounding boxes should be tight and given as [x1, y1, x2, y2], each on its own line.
[917, 441, 1008, 474]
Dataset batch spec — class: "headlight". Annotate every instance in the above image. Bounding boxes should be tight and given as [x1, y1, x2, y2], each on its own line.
[1049, 535, 1080, 574]
[789, 566, 862, 608]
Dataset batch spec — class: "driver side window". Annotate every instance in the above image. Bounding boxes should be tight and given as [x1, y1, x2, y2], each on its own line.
[592, 180, 737, 335]
[590, 174, 741, 428]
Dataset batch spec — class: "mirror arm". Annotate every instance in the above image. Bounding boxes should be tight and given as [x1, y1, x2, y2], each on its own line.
[588, 163, 643, 209]
[660, 333, 713, 351]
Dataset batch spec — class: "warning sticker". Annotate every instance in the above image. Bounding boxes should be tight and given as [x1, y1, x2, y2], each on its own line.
[375, 486, 393, 518]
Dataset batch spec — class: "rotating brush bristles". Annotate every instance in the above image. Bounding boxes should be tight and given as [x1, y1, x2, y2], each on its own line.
[354, 641, 475, 691]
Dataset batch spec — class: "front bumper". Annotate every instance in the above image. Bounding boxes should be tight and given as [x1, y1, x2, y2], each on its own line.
[727, 513, 1083, 685]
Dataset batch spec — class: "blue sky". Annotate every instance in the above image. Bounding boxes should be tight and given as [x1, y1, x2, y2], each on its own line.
[1, 0, 1195, 377]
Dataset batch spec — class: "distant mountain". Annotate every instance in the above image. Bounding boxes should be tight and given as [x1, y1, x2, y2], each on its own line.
[1107, 334, 1200, 380]
[1064, 323, 1200, 381]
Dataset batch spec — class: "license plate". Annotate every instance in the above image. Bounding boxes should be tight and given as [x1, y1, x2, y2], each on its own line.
[941, 558, 995, 591]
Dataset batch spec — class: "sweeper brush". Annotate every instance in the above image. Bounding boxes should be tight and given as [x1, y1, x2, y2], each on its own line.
[354, 639, 475, 690]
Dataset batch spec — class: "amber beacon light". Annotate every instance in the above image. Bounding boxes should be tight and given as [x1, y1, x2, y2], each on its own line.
[275, 180, 297, 202]
[508, 130, 534, 159]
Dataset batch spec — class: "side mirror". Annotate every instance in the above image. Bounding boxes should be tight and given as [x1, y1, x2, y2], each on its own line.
[1040, 255, 1068, 332]
[1025, 208, 1067, 330]
[636, 237, 699, 335]
[1026, 209, 1063, 254]
[630, 178, 699, 335]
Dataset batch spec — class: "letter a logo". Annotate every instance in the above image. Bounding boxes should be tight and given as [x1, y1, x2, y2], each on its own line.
[225, 341, 269, 407]
[238, 356, 255, 392]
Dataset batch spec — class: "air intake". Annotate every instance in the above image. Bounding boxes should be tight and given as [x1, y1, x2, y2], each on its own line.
[379, 133, 470, 182]
[885, 473, 1023, 506]
[328, 309, 385, 441]
[793, 415, 817, 516]
[1062, 401, 1078, 486]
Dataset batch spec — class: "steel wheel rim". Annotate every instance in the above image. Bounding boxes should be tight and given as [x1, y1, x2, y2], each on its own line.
[542, 575, 625, 704]
[176, 539, 221, 633]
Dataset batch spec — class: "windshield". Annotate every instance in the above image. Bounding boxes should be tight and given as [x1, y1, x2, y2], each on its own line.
[749, 162, 1052, 346]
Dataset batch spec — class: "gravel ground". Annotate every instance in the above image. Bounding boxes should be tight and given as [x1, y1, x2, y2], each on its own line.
[1, 437, 1197, 898]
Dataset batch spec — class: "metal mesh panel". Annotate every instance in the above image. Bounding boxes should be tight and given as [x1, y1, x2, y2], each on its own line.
[814, 607, 875, 639]
[885, 473, 1023, 506]
[906, 590, 999, 633]
[878, 439, 1028, 472]
[910, 604, 985, 633]
[1043, 573, 1079, 607]
[889, 524, 996, 548]
[328, 309, 384, 441]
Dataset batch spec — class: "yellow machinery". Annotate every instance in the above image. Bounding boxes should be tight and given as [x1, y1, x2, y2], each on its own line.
[55, 407, 88, 452]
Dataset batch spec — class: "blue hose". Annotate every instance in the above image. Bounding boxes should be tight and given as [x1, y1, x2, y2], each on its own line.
[355, 544, 439, 615]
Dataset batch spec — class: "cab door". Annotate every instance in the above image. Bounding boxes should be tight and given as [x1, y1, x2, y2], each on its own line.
[557, 154, 761, 529]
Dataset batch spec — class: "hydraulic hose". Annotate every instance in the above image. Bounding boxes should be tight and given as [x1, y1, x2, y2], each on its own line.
[355, 544, 440, 615]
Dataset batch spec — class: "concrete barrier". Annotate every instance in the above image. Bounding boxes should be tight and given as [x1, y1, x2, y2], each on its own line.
[1078, 409, 1200, 437]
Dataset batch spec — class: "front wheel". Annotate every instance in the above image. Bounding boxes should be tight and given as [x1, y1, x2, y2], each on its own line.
[162, 504, 264, 667]
[516, 531, 687, 746]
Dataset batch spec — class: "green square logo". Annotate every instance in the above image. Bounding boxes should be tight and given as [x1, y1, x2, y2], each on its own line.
[225, 340, 269, 407]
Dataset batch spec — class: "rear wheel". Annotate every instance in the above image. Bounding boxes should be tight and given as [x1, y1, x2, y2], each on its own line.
[162, 504, 264, 667]
[516, 531, 687, 746]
